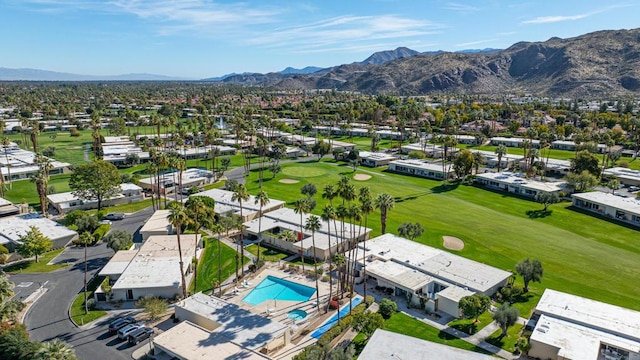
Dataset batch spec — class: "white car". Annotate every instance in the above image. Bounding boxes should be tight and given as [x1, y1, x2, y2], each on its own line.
[117, 323, 142, 340]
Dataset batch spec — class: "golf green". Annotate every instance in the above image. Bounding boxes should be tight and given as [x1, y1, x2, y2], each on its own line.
[281, 166, 327, 177]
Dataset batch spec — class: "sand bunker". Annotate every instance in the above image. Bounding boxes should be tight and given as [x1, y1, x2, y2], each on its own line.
[279, 178, 300, 184]
[443, 236, 464, 251]
[354, 174, 372, 181]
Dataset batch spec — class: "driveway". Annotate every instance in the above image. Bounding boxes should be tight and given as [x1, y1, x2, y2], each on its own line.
[11, 206, 156, 360]
[109, 206, 154, 243]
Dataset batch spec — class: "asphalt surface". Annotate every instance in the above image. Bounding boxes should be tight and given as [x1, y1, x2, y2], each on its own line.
[110, 206, 155, 243]
[10, 206, 156, 360]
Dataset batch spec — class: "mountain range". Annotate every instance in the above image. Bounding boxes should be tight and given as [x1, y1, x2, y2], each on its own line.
[3, 27, 640, 97]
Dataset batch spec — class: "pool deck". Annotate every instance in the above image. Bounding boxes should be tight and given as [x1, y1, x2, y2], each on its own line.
[222, 265, 335, 328]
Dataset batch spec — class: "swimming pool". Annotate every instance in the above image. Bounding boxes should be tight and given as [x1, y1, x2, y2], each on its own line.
[242, 276, 316, 306]
[287, 309, 308, 321]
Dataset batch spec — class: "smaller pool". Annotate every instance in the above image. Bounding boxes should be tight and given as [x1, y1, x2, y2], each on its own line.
[287, 309, 308, 321]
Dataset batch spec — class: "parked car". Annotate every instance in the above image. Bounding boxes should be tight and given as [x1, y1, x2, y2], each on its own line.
[104, 212, 126, 220]
[118, 323, 143, 340]
[127, 327, 154, 345]
[108, 317, 136, 333]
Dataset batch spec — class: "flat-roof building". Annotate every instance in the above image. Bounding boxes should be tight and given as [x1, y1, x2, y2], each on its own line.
[0, 142, 70, 182]
[0, 213, 77, 251]
[388, 159, 454, 180]
[97, 234, 199, 301]
[138, 168, 214, 194]
[529, 289, 640, 360]
[358, 151, 398, 167]
[243, 207, 371, 261]
[491, 136, 540, 148]
[47, 183, 143, 213]
[0, 196, 19, 217]
[139, 210, 172, 241]
[603, 167, 640, 187]
[476, 172, 566, 198]
[470, 149, 523, 170]
[351, 234, 511, 318]
[360, 329, 495, 360]
[153, 293, 289, 359]
[571, 191, 640, 227]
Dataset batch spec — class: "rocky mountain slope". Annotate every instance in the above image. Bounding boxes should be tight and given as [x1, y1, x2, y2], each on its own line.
[270, 28, 640, 97]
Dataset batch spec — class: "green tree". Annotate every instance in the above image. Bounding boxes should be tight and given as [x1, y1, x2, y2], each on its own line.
[35, 339, 77, 360]
[167, 202, 189, 298]
[69, 160, 121, 211]
[493, 303, 519, 337]
[608, 179, 620, 194]
[516, 258, 543, 293]
[77, 231, 93, 314]
[534, 192, 559, 211]
[453, 148, 474, 178]
[571, 150, 601, 177]
[136, 295, 168, 321]
[495, 144, 508, 172]
[472, 151, 484, 175]
[352, 311, 384, 340]
[231, 183, 250, 279]
[397, 222, 424, 240]
[566, 170, 598, 192]
[185, 196, 214, 289]
[254, 190, 270, 262]
[75, 215, 98, 234]
[312, 140, 331, 160]
[103, 229, 133, 252]
[300, 183, 318, 198]
[0, 271, 24, 323]
[17, 226, 52, 263]
[458, 294, 491, 323]
[305, 215, 322, 312]
[374, 193, 395, 234]
[0, 324, 40, 360]
[378, 298, 398, 319]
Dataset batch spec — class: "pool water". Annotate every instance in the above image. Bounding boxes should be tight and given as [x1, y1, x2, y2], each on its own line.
[287, 309, 308, 321]
[242, 276, 316, 306]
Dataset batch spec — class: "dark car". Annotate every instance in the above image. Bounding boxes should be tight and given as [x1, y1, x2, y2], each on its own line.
[104, 212, 126, 220]
[108, 316, 136, 333]
[127, 327, 154, 345]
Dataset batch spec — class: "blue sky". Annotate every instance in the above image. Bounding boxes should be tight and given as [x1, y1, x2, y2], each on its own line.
[0, 0, 637, 78]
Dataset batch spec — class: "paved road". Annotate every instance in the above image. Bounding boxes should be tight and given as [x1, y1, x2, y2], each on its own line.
[11, 207, 157, 360]
[109, 206, 154, 243]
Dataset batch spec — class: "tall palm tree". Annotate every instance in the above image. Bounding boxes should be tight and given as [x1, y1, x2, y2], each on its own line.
[254, 190, 270, 262]
[231, 183, 250, 279]
[495, 144, 508, 172]
[472, 152, 484, 175]
[321, 204, 336, 313]
[358, 187, 373, 300]
[172, 157, 186, 201]
[77, 231, 94, 314]
[305, 215, 322, 312]
[293, 197, 311, 272]
[157, 152, 170, 207]
[35, 339, 77, 360]
[167, 203, 189, 298]
[1, 137, 12, 189]
[185, 197, 208, 291]
[375, 193, 395, 234]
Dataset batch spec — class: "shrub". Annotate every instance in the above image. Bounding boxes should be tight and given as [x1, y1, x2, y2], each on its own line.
[618, 161, 629, 168]
[364, 295, 375, 307]
[408, 150, 426, 159]
[70, 128, 81, 137]
[136, 296, 169, 321]
[317, 303, 367, 346]
[92, 224, 111, 244]
[379, 298, 398, 319]
[64, 210, 86, 226]
[0, 244, 8, 255]
[86, 298, 97, 310]
[329, 300, 339, 310]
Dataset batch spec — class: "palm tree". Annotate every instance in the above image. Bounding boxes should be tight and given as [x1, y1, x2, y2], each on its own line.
[172, 157, 186, 202]
[231, 183, 250, 279]
[185, 197, 209, 291]
[375, 193, 395, 234]
[472, 152, 484, 175]
[305, 215, 322, 313]
[358, 187, 373, 300]
[293, 197, 311, 272]
[78, 231, 93, 314]
[1, 137, 12, 189]
[157, 152, 170, 207]
[279, 230, 295, 243]
[321, 204, 336, 313]
[495, 144, 508, 172]
[254, 190, 270, 262]
[35, 339, 77, 360]
[167, 203, 189, 298]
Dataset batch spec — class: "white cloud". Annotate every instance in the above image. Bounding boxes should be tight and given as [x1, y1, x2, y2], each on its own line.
[522, 14, 588, 24]
[455, 39, 497, 48]
[442, 2, 479, 12]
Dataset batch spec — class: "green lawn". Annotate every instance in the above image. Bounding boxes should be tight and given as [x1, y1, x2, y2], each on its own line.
[384, 312, 492, 354]
[3, 174, 72, 207]
[86, 199, 153, 215]
[447, 311, 494, 335]
[485, 324, 525, 353]
[190, 237, 250, 294]
[69, 275, 107, 325]
[245, 244, 289, 262]
[3, 248, 69, 274]
[243, 161, 640, 313]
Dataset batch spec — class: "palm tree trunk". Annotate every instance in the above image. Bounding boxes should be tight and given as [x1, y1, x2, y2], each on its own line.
[84, 241, 88, 314]
[312, 233, 320, 313]
[176, 228, 188, 298]
[299, 213, 306, 272]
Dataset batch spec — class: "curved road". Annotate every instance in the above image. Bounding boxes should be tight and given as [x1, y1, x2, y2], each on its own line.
[11, 207, 155, 360]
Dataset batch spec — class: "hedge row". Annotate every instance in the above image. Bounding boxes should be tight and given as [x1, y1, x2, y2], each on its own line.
[317, 302, 367, 346]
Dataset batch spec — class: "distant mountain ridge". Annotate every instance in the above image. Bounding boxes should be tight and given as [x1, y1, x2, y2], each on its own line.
[359, 47, 420, 65]
[0, 67, 189, 81]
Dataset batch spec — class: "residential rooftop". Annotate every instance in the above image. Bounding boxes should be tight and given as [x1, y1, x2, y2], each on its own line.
[572, 191, 640, 215]
[476, 172, 565, 193]
[0, 213, 77, 245]
[603, 167, 640, 181]
[356, 233, 512, 293]
[359, 329, 495, 360]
